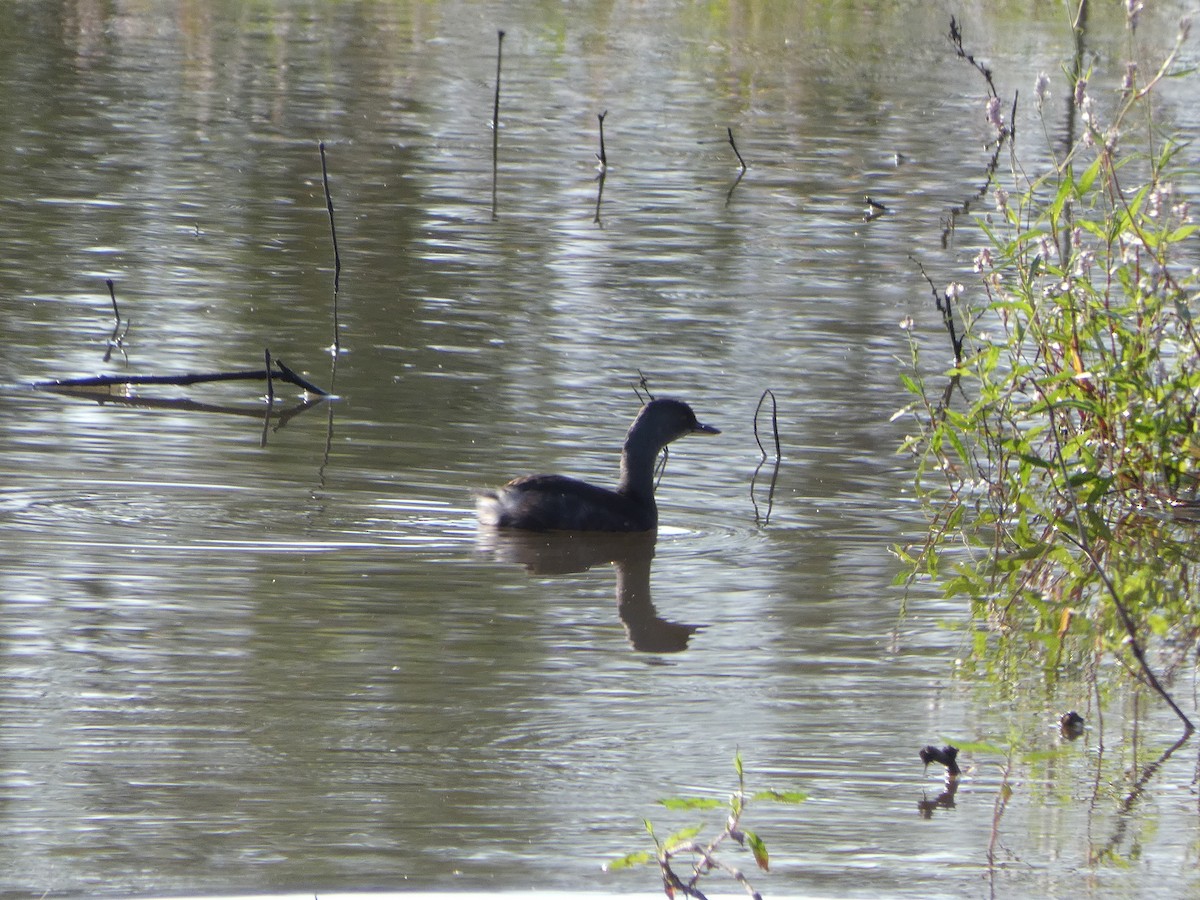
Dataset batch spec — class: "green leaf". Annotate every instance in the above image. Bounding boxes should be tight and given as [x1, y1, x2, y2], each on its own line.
[1018, 453, 1054, 469]
[751, 789, 808, 805]
[605, 850, 655, 871]
[658, 797, 724, 811]
[1075, 155, 1103, 196]
[643, 818, 658, 846]
[746, 829, 769, 871]
[664, 825, 703, 849]
[1148, 613, 1169, 637]
[899, 372, 922, 396]
[943, 738, 1004, 754]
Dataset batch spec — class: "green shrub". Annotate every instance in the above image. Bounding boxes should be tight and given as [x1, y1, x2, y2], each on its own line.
[897, 13, 1199, 719]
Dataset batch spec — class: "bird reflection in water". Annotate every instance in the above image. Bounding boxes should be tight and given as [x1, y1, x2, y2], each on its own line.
[475, 529, 702, 653]
[917, 744, 961, 819]
[917, 780, 959, 819]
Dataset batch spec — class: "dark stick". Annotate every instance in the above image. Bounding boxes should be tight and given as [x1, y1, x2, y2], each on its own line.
[750, 454, 780, 527]
[318, 141, 341, 353]
[727, 127, 747, 171]
[264, 348, 275, 406]
[261, 348, 274, 447]
[106, 278, 120, 323]
[753, 389, 781, 460]
[596, 110, 608, 171]
[37, 361, 328, 396]
[492, 29, 505, 219]
[948, 16, 998, 99]
[632, 370, 655, 404]
[939, 16, 1012, 253]
[102, 279, 128, 364]
[593, 168, 606, 226]
[913, 258, 964, 365]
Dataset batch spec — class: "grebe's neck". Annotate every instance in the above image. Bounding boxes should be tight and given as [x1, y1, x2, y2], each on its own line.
[617, 436, 660, 505]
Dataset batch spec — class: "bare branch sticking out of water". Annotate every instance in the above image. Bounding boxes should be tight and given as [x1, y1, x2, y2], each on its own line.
[593, 110, 608, 225]
[722, 128, 748, 205]
[596, 110, 608, 173]
[261, 347, 275, 447]
[752, 389, 780, 461]
[264, 348, 275, 406]
[102, 278, 131, 365]
[727, 127, 747, 171]
[751, 389, 781, 527]
[491, 29, 505, 219]
[593, 169, 607, 226]
[318, 140, 341, 354]
[106, 278, 120, 322]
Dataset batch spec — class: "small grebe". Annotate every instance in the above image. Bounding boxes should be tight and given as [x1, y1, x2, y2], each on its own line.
[476, 398, 719, 532]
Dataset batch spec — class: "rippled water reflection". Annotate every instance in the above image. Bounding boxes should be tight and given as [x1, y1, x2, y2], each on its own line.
[2, 1, 1198, 898]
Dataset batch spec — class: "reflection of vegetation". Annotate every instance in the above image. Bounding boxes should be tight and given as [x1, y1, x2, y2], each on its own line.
[606, 752, 805, 899]
[936, 693, 1192, 890]
[897, 9, 1198, 732]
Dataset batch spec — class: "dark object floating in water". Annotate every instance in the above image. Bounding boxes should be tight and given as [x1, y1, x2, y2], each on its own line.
[476, 397, 720, 532]
[863, 195, 890, 221]
[920, 744, 961, 778]
[1060, 710, 1085, 739]
[34, 360, 327, 396]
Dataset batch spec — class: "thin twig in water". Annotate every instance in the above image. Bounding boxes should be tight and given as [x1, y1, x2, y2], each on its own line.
[106, 278, 120, 323]
[318, 141, 341, 354]
[492, 29, 505, 219]
[751, 389, 781, 527]
[727, 127, 747, 171]
[262, 348, 275, 447]
[264, 348, 275, 407]
[596, 110, 608, 172]
[318, 142, 341, 292]
[102, 278, 131, 364]
[752, 389, 781, 460]
[593, 168, 606, 226]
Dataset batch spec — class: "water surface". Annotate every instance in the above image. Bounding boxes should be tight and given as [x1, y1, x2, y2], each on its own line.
[1, 2, 1198, 898]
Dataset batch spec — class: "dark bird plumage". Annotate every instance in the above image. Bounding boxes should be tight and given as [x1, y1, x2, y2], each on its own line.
[476, 398, 719, 532]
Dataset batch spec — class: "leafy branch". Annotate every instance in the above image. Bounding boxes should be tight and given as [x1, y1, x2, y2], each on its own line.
[606, 752, 806, 899]
[897, 9, 1200, 733]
